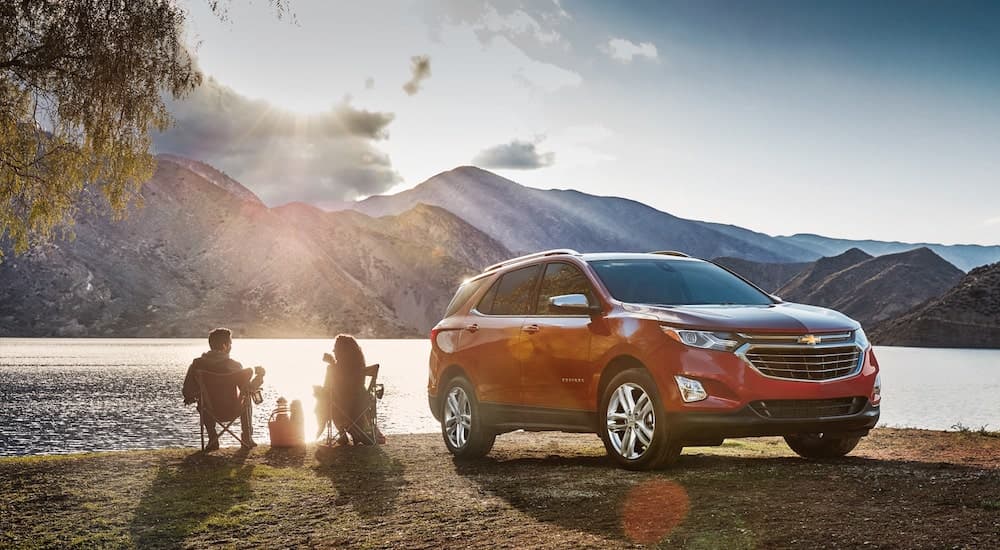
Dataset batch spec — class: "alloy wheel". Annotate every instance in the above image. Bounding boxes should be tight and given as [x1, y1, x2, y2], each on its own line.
[444, 386, 472, 449]
[606, 382, 655, 460]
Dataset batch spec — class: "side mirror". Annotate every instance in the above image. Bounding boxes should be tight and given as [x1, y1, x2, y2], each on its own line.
[549, 294, 600, 314]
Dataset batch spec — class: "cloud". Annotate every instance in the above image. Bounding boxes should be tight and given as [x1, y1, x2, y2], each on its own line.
[402, 55, 432, 95]
[473, 138, 555, 170]
[603, 38, 659, 63]
[428, 1, 571, 49]
[154, 78, 400, 204]
[985, 216, 1000, 226]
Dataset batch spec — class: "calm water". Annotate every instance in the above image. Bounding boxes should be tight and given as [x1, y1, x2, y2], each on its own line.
[1, 339, 998, 456]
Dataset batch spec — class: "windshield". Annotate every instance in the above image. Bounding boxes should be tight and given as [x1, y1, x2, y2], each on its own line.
[587, 259, 774, 306]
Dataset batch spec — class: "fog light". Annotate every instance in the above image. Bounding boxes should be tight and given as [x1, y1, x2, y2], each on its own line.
[872, 373, 882, 406]
[674, 375, 708, 403]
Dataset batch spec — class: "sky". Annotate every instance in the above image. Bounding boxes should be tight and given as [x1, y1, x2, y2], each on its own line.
[154, 0, 1000, 246]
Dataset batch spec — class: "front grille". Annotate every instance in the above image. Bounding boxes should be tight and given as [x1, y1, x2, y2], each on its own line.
[743, 345, 861, 381]
[750, 397, 865, 419]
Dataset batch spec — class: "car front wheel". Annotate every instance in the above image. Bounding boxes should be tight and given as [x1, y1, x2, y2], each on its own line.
[440, 376, 495, 459]
[600, 368, 681, 470]
[784, 433, 862, 459]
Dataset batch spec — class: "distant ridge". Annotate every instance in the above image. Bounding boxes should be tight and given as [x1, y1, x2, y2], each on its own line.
[157, 154, 263, 205]
[872, 262, 1000, 348]
[711, 257, 810, 293]
[776, 247, 964, 328]
[351, 167, 815, 263]
[776, 233, 1000, 272]
[350, 166, 1000, 270]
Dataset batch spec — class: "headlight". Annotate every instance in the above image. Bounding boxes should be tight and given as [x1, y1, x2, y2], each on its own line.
[662, 327, 739, 352]
[855, 328, 870, 350]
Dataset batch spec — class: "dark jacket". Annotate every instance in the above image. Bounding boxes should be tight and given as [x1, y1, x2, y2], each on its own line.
[183, 350, 245, 404]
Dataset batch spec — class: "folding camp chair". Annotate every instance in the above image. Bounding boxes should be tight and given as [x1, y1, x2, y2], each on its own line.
[321, 364, 384, 446]
[194, 369, 254, 450]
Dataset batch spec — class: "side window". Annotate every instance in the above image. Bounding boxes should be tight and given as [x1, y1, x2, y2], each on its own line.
[488, 265, 542, 315]
[444, 278, 486, 317]
[475, 279, 500, 314]
[536, 263, 595, 315]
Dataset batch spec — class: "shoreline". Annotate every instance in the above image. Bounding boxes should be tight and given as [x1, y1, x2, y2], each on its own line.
[2, 336, 999, 351]
[2, 428, 998, 548]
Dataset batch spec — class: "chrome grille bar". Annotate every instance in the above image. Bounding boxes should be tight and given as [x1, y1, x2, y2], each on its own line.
[736, 332, 865, 382]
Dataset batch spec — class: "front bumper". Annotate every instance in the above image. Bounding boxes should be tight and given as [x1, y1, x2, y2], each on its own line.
[670, 399, 880, 444]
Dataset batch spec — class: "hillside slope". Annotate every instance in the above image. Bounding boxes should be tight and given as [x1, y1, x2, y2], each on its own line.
[872, 262, 1000, 348]
[711, 257, 811, 293]
[352, 167, 814, 262]
[776, 248, 964, 328]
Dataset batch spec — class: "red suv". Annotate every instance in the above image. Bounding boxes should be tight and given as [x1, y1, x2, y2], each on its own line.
[428, 250, 881, 470]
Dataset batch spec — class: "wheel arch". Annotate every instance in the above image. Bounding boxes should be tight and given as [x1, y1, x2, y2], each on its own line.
[596, 354, 649, 408]
[434, 364, 473, 411]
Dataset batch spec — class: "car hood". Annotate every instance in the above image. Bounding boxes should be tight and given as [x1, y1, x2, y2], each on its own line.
[620, 302, 860, 334]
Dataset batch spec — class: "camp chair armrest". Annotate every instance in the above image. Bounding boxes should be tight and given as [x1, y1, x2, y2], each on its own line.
[364, 363, 380, 391]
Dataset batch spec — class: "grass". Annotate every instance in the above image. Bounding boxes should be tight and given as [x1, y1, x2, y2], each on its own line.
[2, 428, 999, 549]
[950, 422, 1000, 437]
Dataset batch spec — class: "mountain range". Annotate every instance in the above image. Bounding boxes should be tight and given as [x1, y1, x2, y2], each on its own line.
[716, 248, 967, 335]
[0, 157, 509, 337]
[1, 156, 997, 346]
[349, 166, 1000, 271]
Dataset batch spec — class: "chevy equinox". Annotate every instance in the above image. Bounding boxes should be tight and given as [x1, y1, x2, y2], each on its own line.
[427, 249, 881, 470]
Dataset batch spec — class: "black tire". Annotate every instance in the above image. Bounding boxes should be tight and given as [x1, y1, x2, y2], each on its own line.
[784, 433, 862, 459]
[599, 368, 681, 470]
[440, 376, 496, 459]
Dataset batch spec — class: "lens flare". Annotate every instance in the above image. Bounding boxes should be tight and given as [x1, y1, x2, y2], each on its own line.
[621, 479, 690, 544]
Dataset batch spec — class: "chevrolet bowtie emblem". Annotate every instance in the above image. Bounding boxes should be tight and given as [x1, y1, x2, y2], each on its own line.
[798, 334, 822, 345]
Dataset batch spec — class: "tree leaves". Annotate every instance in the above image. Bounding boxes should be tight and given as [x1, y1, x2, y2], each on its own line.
[0, 0, 206, 259]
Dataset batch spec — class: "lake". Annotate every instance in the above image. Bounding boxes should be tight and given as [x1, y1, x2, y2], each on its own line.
[1, 339, 998, 456]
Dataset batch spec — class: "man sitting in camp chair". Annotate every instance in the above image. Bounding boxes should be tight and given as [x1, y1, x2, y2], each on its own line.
[182, 328, 265, 451]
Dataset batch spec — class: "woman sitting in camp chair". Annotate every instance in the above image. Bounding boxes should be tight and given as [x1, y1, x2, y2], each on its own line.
[314, 334, 386, 445]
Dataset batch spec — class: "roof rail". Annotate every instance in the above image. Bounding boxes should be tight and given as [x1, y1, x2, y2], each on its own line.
[483, 249, 580, 272]
[649, 250, 690, 257]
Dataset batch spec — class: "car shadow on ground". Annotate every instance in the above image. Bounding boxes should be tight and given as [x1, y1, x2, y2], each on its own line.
[452, 450, 1000, 547]
[129, 449, 253, 549]
[313, 444, 407, 518]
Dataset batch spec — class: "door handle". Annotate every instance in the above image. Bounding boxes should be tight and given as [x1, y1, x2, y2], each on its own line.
[465, 324, 479, 333]
[521, 324, 540, 334]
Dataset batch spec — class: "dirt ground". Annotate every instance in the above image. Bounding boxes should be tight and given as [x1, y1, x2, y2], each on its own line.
[1, 428, 998, 549]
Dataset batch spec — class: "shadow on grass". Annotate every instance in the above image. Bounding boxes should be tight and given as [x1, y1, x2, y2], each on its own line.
[452, 450, 1000, 548]
[313, 445, 406, 518]
[262, 445, 306, 468]
[129, 449, 253, 549]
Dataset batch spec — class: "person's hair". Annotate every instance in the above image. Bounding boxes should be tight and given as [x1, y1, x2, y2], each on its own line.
[208, 327, 233, 351]
[333, 334, 366, 375]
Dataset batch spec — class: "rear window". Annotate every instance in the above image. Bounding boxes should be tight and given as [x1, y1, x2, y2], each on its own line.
[444, 278, 487, 317]
[588, 259, 773, 306]
[478, 264, 541, 315]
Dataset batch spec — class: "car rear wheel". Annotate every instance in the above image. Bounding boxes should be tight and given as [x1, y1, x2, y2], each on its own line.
[784, 433, 861, 459]
[600, 368, 681, 470]
[440, 376, 495, 459]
